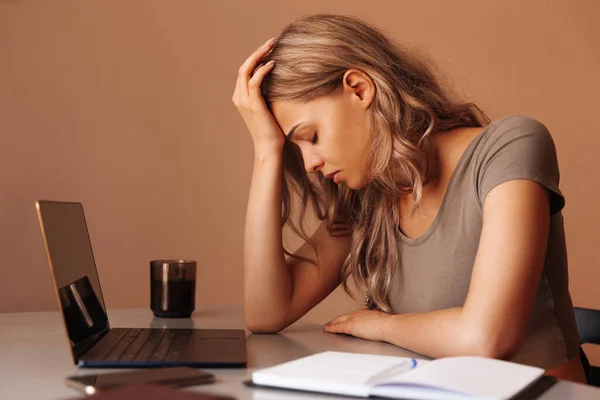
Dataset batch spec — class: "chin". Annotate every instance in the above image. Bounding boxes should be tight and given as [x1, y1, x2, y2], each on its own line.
[343, 178, 366, 191]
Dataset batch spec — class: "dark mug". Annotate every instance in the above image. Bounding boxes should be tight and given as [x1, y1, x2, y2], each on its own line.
[150, 260, 196, 318]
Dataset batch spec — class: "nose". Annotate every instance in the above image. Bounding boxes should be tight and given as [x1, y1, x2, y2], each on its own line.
[303, 152, 324, 174]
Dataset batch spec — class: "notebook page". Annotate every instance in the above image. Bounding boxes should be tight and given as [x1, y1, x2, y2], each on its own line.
[371, 356, 544, 400]
[370, 384, 480, 400]
[251, 351, 415, 397]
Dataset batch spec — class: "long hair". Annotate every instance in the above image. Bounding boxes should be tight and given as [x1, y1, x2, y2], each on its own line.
[261, 14, 489, 313]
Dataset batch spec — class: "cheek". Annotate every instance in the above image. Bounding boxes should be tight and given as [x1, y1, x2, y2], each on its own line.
[327, 118, 360, 151]
[343, 112, 370, 149]
[319, 108, 370, 165]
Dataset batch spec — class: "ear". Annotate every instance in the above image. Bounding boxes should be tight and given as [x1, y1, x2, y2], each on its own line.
[342, 69, 376, 109]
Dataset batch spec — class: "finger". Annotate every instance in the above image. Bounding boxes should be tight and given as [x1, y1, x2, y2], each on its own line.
[324, 322, 350, 335]
[326, 313, 351, 327]
[248, 60, 275, 92]
[323, 322, 342, 333]
[235, 38, 275, 99]
[250, 49, 274, 78]
[238, 37, 275, 81]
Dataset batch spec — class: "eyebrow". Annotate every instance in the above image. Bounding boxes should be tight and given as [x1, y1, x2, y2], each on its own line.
[286, 122, 305, 141]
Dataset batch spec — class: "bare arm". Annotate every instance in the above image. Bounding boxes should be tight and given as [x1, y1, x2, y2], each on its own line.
[233, 39, 351, 333]
[380, 180, 550, 358]
[245, 179, 351, 333]
[326, 180, 550, 359]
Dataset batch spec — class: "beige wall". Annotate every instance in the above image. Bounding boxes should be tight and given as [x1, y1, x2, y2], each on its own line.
[1, 0, 599, 359]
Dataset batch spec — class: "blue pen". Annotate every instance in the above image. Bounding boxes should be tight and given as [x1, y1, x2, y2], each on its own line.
[366, 358, 418, 385]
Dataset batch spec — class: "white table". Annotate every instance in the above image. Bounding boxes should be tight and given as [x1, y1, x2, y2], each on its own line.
[1, 306, 599, 399]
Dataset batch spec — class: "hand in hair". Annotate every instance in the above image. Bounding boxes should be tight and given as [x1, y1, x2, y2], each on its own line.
[232, 37, 285, 154]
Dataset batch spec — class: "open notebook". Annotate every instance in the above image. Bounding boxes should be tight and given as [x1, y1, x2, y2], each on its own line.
[250, 351, 547, 400]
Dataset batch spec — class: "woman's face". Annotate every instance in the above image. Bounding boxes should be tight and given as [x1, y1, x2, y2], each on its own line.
[270, 70, 376, 190]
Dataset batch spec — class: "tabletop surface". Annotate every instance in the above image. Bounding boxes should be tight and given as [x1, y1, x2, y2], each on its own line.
[1, 305, 599, 400]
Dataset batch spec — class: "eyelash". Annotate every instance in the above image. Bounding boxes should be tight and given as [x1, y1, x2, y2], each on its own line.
[311, 133, 318, 145]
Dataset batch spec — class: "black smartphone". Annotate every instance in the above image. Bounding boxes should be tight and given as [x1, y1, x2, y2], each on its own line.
[65, 367, 215, 394]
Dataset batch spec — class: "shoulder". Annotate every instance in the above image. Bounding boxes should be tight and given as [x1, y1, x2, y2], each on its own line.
[472, 115, 563, 212]
[479, 115, 554, 148]
[473, 115, 558, 167]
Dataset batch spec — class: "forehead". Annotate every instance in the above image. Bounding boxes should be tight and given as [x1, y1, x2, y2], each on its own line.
[270, 100, 310, 134]
[271, 96, 339, 133]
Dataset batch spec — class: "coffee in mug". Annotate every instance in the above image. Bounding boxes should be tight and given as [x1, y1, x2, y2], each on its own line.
[150, 260, 196, 318]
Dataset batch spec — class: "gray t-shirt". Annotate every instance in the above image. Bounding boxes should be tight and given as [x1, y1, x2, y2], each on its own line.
[388, 115, 579, 369]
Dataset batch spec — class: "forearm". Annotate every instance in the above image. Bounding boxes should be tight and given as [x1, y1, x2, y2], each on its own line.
[243, 149, 292, 331]
[380, 307, 515, 359]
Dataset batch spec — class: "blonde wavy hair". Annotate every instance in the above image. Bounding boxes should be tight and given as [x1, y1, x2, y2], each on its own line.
[261, 14, 489, 313]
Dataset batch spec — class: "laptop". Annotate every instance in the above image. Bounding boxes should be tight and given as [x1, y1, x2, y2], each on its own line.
[36, 200, 247, 368]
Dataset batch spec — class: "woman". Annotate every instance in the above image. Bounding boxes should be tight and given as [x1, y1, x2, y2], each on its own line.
[232, 14, 586, 383]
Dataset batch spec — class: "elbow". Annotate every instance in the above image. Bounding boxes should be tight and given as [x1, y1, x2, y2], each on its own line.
[464, 327, 523, 360]
[244, 312, 287, 334]
[246, 321, 285, 334]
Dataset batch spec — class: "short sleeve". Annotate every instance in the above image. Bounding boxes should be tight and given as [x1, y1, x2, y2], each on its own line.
[476, 116, 565, 214]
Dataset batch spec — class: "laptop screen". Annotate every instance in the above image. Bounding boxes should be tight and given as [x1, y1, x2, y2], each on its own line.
[36, 201, 109, 360]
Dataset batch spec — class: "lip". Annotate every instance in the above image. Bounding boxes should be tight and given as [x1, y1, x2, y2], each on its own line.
[333, 172, 341, 184]
[324, 170, 340, 180]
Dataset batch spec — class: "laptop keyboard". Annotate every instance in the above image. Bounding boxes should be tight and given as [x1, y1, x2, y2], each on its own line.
[84, 328, 193, 362]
